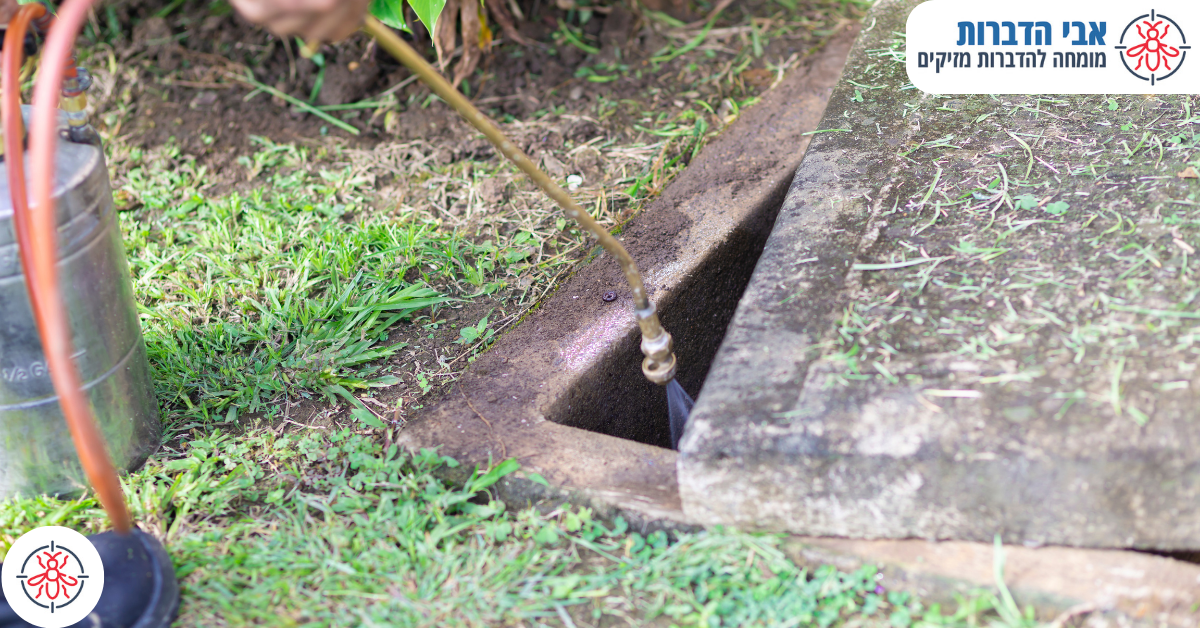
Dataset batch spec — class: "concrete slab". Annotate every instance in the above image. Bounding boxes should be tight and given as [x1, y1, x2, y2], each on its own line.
[790, 537, 1200, 627]
[680, 0, 1200, 551]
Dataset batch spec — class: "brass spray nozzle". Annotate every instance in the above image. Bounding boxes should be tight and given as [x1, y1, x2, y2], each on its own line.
[637, 305, 677, 385]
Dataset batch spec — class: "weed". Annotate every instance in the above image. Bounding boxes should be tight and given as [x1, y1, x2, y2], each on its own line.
[120, 142, 497, 430]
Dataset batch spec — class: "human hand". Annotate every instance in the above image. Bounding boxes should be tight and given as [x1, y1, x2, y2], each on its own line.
[0, 0, 22, 25]
[228, 0, 372, 43]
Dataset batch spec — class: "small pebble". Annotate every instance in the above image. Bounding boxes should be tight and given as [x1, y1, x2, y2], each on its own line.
[602, 291, 618, 302]
[567, 174, 584, 191]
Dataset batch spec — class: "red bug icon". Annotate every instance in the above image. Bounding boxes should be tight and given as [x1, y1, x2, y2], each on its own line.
[1126, 20, 1181, 72]
[24, 550, 80, 602]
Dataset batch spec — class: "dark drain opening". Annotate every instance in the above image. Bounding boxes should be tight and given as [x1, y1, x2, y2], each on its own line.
[1146, 550, 1200, 565]
[546, 188, 789, 449]
[528, 26, 859, 450]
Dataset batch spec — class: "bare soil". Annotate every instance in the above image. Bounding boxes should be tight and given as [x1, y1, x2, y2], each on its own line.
[98, 0, 846, 192]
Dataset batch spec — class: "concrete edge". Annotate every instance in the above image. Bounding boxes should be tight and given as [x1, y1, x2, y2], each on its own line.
[788, 537, 1200, 626]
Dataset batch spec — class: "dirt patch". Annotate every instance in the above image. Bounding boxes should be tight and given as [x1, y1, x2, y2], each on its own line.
[93, 0, 848, 195]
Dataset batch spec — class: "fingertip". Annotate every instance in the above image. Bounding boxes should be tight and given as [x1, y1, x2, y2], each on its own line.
[228, 0, 274, 23]
[304, 5, 367, 44]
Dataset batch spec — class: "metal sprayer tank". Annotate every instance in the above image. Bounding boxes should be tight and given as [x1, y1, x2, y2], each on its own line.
[0, 108, 159, 498]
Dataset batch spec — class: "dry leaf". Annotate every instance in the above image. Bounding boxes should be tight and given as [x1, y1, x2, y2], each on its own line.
[433, 0, 459, 68]
[543, 153, 567, 178]
[1177, 166, 1199, 179]
[452, 0, 483, 88]
[741, 68, 774, 90]
[485, 0, 532, 46]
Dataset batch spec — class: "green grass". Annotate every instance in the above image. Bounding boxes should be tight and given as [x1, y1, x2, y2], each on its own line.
[118, 137, 524, 432]
[1, 430, 1030, 626]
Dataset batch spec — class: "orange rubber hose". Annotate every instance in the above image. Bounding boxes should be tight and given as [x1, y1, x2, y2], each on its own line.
[20, 0, 132, 535]
[4, 4, 48, 326]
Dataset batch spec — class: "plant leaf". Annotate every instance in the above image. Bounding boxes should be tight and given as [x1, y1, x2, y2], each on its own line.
[468, 458, 521, 492]
[366, 375, 401, 388]
[369, 0, 408, 30]
[409, 0, 448, 33]
[1044, 201, 1070, 215]
[351, 407, 385, 429]
[327, 384, 386, 429]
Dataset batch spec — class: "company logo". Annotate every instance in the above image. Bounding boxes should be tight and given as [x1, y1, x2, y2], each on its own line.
[905, 0, 1200, 94]
[1116, 10, 1190, 84]
[1, 527, 104, 628]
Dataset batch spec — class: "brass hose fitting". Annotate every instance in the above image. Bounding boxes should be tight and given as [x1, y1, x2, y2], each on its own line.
[638, 305, 676, 385]
[365, 17, 680, 386]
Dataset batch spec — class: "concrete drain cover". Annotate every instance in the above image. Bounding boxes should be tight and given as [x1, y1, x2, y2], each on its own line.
[680, 0, 1200, 552]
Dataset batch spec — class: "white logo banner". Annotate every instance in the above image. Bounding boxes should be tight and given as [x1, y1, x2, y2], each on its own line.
[906, 0, 1199, 93]
[1, 527, 104, 628]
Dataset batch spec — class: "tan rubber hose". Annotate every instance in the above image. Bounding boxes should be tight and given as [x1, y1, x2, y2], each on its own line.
[363, 17, 678, 383]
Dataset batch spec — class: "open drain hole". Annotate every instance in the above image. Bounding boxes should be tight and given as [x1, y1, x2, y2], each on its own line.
[1145, 550, 1200, 565]
[545, 208, 783, 449]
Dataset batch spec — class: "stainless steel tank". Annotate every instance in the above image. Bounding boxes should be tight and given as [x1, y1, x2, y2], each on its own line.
[0, 109, 160, 498]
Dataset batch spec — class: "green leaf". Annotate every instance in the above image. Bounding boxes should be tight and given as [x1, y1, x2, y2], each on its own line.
[468, 458, 521, 492]
[457, 327, 479, 343]
[344, 285, 450, 315]
[525, 473, 550, 487]
[351, 407, 385, 429]
[533, 524, 560, 544]
[489, 521, 511, 541]
[327, 384, 385, 429]
[1013, 194, 1039, 210]
[409, 0, 447, 33]
[164, 457, 200, 471]
[1044, 201, 1070, 215]
[369, 0, 407, 31]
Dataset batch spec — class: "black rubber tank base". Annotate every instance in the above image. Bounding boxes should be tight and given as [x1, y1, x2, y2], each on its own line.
[0, 528, 179, 628]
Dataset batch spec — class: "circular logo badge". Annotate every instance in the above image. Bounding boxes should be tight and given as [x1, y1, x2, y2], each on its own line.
[2, 527, 104, 628]
[1116, 10, 1191, 85]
